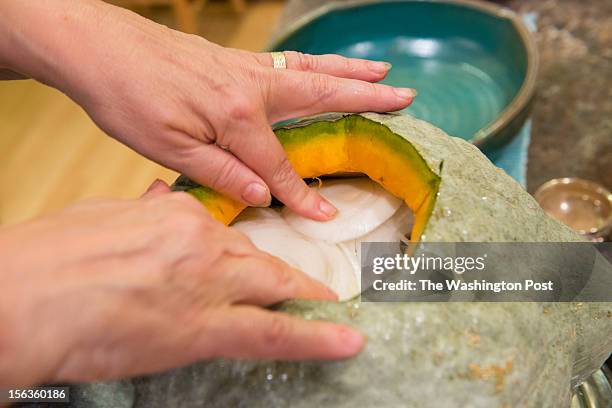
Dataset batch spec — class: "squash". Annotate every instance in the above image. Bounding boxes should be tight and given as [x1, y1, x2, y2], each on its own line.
[177, 114, 441, 242]
[73, 113, 612, 408]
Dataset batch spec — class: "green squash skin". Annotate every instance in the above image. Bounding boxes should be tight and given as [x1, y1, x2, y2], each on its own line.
[359, 113, 579, 243]
[73, 114, 612, 408]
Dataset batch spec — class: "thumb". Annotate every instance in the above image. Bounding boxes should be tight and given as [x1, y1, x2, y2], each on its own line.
[141, 179, 172, 198]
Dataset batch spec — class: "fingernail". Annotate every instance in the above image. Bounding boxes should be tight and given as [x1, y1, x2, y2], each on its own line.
[149, 179, 164, 189]
[393, 87, 417, 100]
[242, 183, 271, 206]
[319, 199, 337, 218]
[368, 60, 392, 74]
[143, 179, 168, 196]
[338, 327, 365, 356]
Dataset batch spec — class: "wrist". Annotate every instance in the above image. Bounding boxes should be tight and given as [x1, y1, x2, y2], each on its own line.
[0, 0, 118, 93]
[1, 1, 79, 81]
[0, 225, 70, 387]
[0, 229, 28, 387]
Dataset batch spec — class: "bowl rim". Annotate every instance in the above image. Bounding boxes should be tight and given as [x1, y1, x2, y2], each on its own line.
[534, 177, 612, 236]
[268, 0, 539, 147]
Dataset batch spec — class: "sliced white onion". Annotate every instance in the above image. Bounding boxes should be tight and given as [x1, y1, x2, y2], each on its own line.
[341, 204, 414, 266]
[233, 209, 361, 300]
[233, 209, 331, 285]
[361, 204, 414, 243]
[231, 181, 413, 302]
[282, 178, 402, 243]
[315, 241, 359, 300]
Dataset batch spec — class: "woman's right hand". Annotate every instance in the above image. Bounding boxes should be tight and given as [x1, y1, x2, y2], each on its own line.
[0, 0, 414, 222]
[0, 181, 364, 388]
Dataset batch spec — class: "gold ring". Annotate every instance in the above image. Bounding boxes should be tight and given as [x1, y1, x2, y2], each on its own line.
[271, 51, 287, 69]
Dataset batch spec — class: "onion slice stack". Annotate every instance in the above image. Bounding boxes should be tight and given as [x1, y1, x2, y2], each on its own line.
[232, 178, 413, 300]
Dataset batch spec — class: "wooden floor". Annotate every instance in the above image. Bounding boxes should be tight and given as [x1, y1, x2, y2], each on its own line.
[0, 0, 283, 225]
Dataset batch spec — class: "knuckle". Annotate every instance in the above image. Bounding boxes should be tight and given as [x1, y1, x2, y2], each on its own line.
[271, 261, 296, 293]
[169, 191, 202, 210]
[227, 97, 256, 122]
[217, 256, 243, 286]
[367, 82, 384, 98]
[246, 66, 268, 89]
[175, 215, 207, 239]
[338, 55, 353, 74]
[270, 156, 298, 188]
[264, 315, 292, 349]
[332, 55, 357, 74]
[295, 52, 317, 71]
[237, 234, 259, 252]
[167, 202, 209, 237]
[151, 104, 181, 130]
[228, 225, 251, 242]
[209, 157, 241, 192]
[309, 74, 337, 101]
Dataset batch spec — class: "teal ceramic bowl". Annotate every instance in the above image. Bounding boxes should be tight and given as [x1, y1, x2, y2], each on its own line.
[270, 0, 538, 153]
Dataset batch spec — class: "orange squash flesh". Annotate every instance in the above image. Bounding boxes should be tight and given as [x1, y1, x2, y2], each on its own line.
[186, 115, 441, 242]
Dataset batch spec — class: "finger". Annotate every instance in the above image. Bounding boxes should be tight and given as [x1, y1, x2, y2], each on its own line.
[204, 306, 365, 360]
[224, 251, 337, 305]
[174, 142, 272, 207]
[267, 70, 416, 122]
[223, 117, 337, 220]
[0, 68, 27, 80]
[141, 179, 171, 198]
[255, 51, 391, 82]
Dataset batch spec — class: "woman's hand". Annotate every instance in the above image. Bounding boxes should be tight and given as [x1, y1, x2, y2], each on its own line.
[0, 182, 364, 388]
[0, 0, 415, 220]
